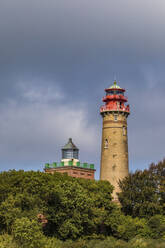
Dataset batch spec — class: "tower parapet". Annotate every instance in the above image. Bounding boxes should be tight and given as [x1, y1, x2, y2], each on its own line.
[100, 81, 130, 201]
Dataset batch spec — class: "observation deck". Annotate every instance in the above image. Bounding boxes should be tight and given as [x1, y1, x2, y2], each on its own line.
[100, 104, 130, 114]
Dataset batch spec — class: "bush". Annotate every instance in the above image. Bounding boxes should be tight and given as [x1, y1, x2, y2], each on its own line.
[12, 217, 46, 248]
[147, 215, 165, 239]
[0, 234, 17, 248]
[128, 238, 165, 248]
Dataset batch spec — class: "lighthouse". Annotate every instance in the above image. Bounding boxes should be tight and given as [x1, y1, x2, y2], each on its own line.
[44, 138, 95, 179]
[100, 81, 130, 201]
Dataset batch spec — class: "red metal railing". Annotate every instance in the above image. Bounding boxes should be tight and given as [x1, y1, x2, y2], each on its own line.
[100, 105, 130, 113]
[102, 95, 128, 102]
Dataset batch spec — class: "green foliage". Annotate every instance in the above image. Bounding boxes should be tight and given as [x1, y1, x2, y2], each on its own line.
[118, 159, 165, 218]
[0, 161, 165, 247]
[128, 237, 165, 248]
[103, 208, 149, 241]
[44, 237, 62, 248]
[149, 160, 165, 213]
[0, 170, 115, 240]
[0, 234, 17, 248]
[0, 195, 22, 233]
[147, 215, 165, 239]
[12, 217, 46, 248]
[115, 216, 148, 241]
[0, 235, 165, 248]
[86, 237, 127, 248]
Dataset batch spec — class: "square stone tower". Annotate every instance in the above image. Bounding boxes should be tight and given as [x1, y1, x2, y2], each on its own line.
[100, 81, 130, 201]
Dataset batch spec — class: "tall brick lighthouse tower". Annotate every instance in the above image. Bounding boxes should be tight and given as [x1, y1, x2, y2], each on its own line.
[100, 81, 130, 201]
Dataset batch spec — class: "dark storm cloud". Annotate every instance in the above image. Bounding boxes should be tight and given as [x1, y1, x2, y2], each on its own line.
[0, 0, 165, 177]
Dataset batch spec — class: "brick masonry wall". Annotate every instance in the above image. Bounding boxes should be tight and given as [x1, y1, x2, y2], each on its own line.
[45, 167, 95, 180]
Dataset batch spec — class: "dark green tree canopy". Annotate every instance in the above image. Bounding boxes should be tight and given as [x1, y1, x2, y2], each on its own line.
[118, 159, 165, 218]
[0, 170, 115, 240]
[0, 160, 165, 247]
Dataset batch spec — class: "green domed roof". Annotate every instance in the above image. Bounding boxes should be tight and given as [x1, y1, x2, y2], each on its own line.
[109, 80, 122, 89]
[62, 138, 79, 150]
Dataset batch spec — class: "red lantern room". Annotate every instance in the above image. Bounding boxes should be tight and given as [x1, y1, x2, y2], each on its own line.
[100, 81, 130, 115]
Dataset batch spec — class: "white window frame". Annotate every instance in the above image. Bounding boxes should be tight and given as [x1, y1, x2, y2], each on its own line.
[114, 114, 118, 121]
[104, 139, 108, 149]
[123, 126, 127, 136]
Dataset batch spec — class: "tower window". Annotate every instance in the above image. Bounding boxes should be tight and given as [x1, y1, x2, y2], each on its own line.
[114, 115, 118, 121]
[104, 139, 108, 149]
[123, 126, 127, 136]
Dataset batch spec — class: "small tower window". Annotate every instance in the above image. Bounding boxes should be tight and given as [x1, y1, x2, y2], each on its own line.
[104, 139, 108, 149]
[114, 114, 118, 121]
[123, 126, 127, 136]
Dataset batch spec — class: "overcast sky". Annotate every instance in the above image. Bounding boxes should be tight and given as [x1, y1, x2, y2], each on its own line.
[0, 0, 165, 179]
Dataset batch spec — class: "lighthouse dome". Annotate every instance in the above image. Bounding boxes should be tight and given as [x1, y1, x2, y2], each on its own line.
[62, 138, 79, 159]
[109, 80, 122, 89]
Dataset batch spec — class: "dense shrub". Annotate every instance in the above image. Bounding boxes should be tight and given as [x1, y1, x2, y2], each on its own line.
[0, 234, 17, 248]
[1, 235, 165, 248]
[12, 217, 46, 248]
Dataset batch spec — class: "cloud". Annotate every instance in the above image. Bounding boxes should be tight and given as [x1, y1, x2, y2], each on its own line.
[0, 82, 98, 172]
[0, 0, 164, 176]
[128, 69, 165, 170]
[18, 79, 64, 103]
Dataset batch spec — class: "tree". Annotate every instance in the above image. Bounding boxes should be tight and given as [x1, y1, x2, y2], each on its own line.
[45, 178, 115, 239]
[0, 195, 22, 233]
[12, 217, 46, 248]
[149, 160, 165, 213]
[118, 161, 164, 218]
[0, 170, 115, 239]
[0, 234, 17, 248]
[147, 215, 165, 239]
